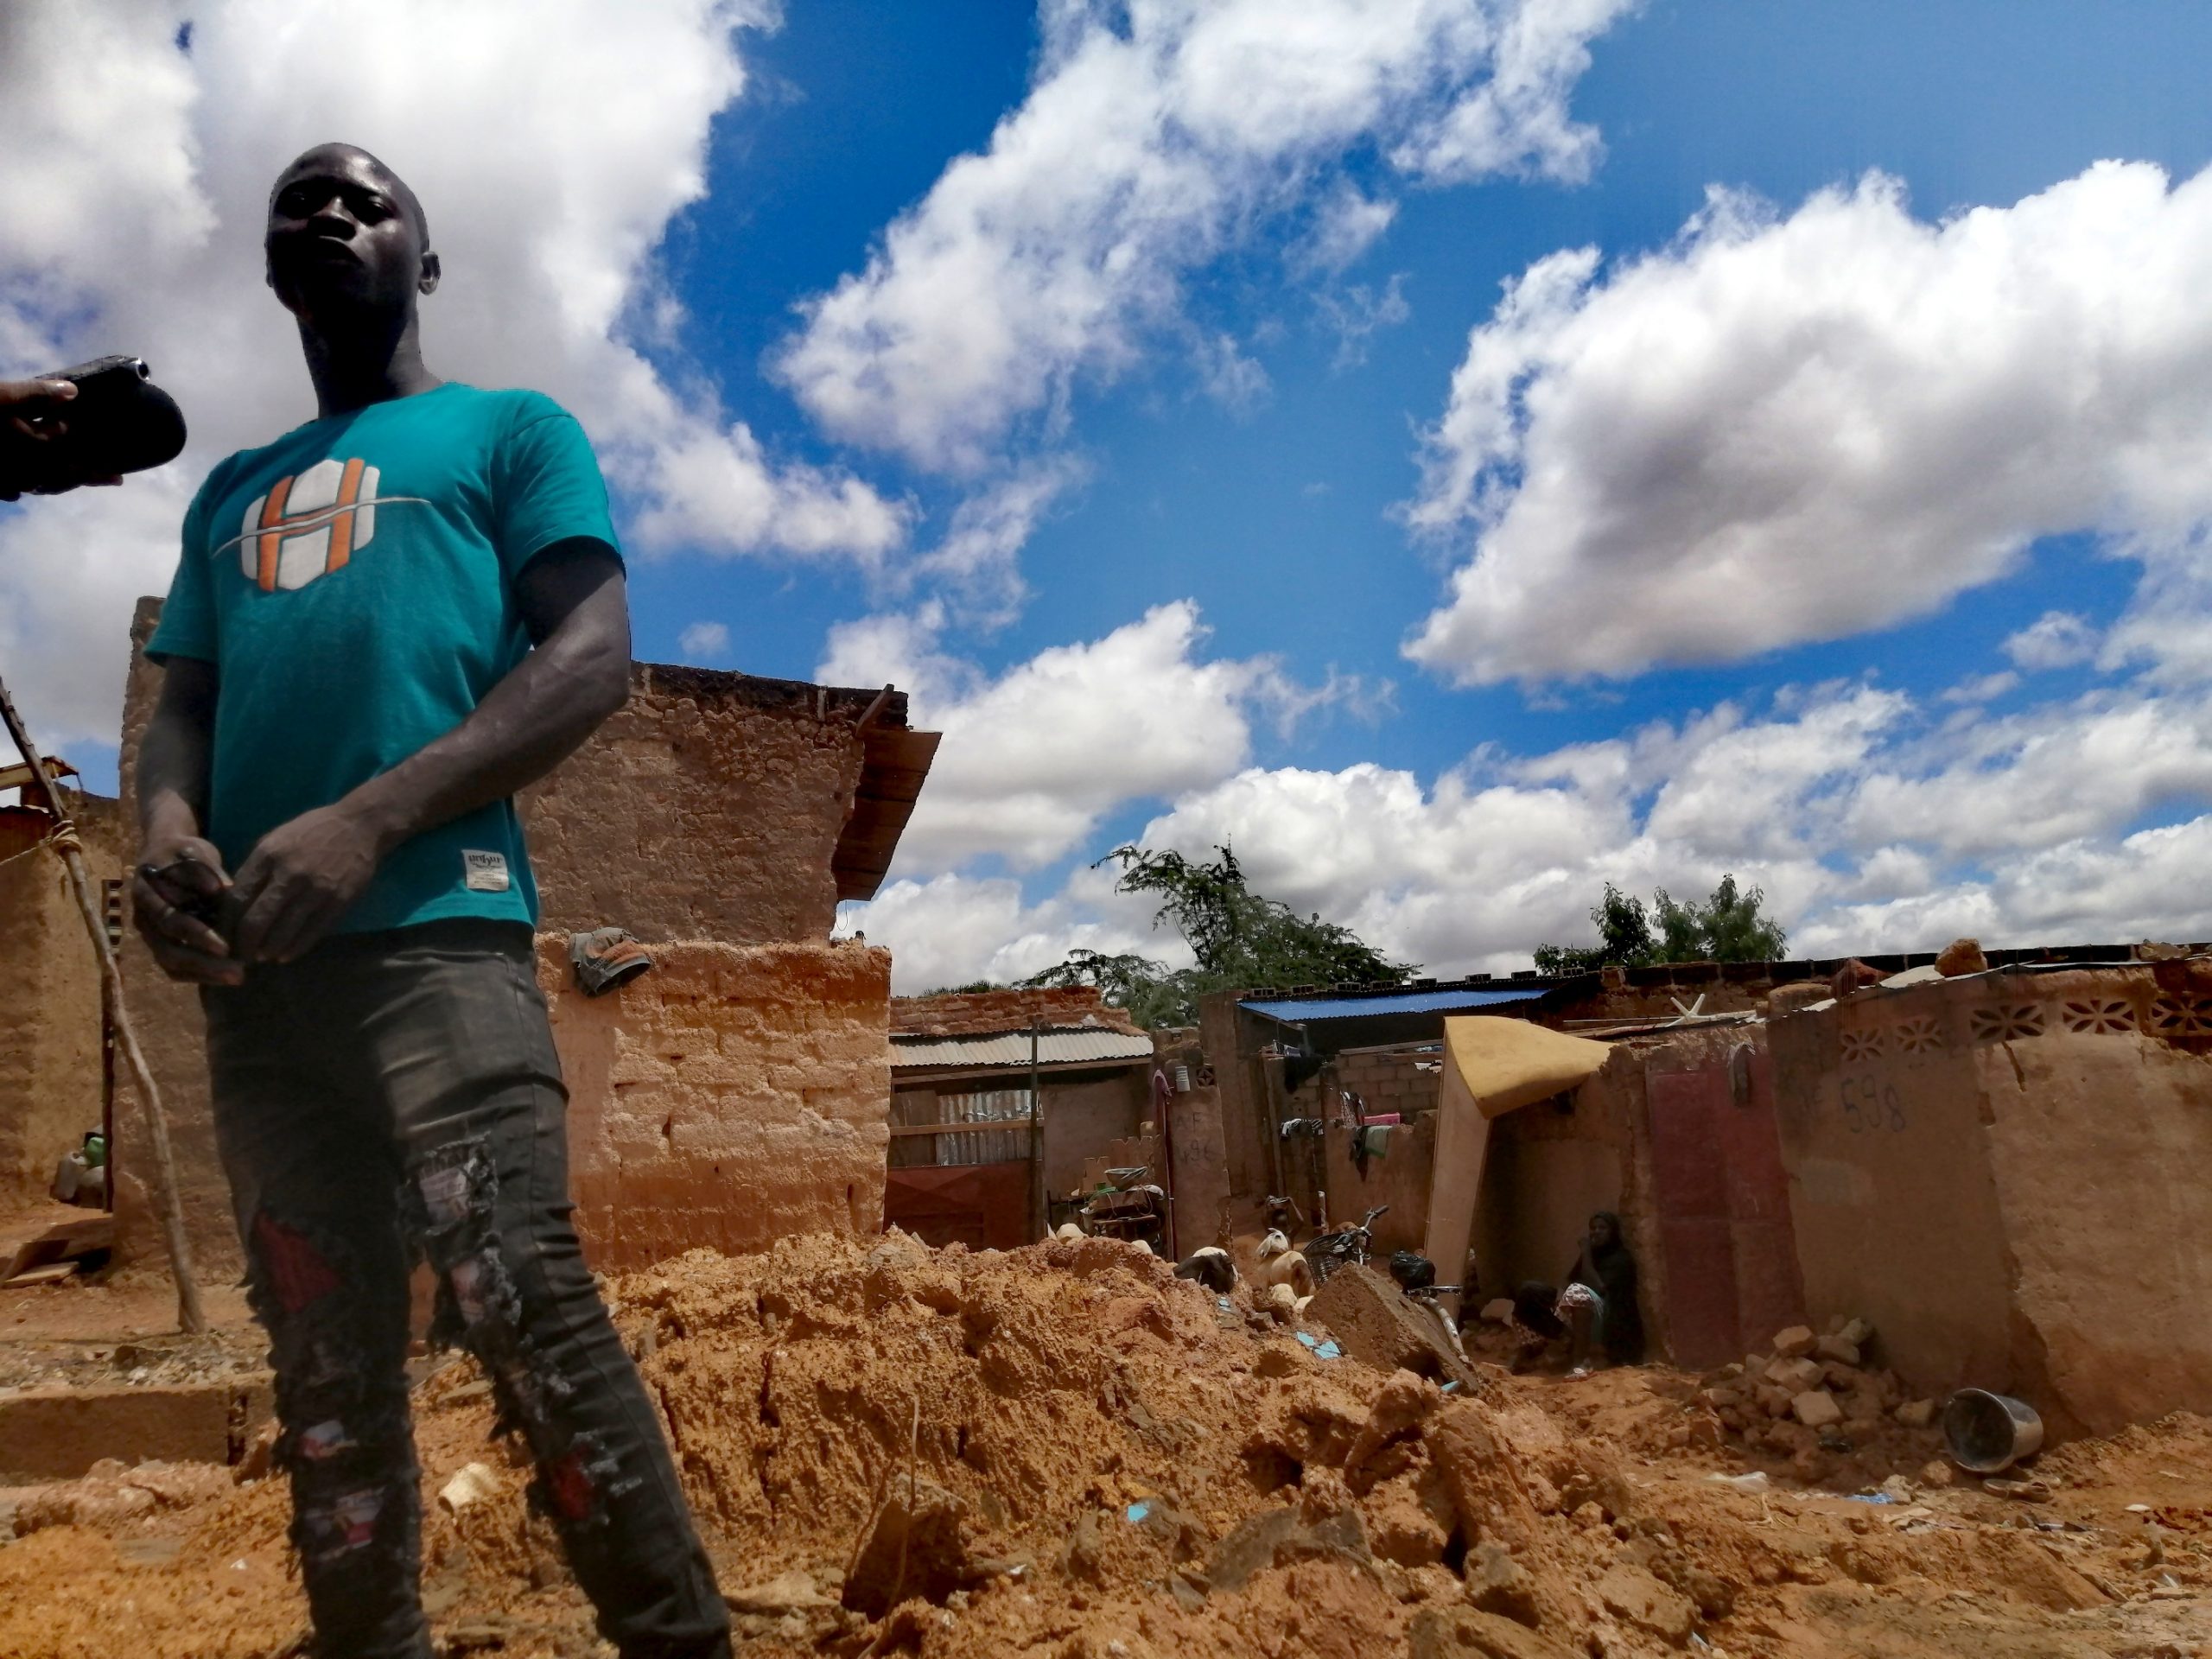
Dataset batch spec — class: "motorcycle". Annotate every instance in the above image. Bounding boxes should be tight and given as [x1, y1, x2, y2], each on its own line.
[1301, 1203, 1389, 1285]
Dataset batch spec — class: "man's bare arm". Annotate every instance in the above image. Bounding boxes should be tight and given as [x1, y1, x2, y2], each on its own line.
[133, 655, 245, 983]
[230, 539, 632, 963]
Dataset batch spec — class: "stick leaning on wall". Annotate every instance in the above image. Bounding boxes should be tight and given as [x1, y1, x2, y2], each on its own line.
[0, 671, 206, 1333]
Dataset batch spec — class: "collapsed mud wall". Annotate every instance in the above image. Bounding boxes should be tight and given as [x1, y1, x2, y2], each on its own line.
[0, 844, 105, 1210]
[546, 937, 891, 1268]
[1770, 966, 2212, 1437]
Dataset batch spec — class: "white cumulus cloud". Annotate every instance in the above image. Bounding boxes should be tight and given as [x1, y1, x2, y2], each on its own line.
[1406, 161, 2212, 686]
[774, 0, 1633, 475]
[845, 672, 2212, 987]
[2003, 610, 2101, 671]
[819, 599, 1370, 872]
[836, 866, 1180, 995]
[0, 0, 905, 747]
[677, 620, 732, 661]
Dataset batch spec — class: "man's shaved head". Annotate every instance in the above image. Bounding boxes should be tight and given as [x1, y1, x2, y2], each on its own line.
[271, 143, 429, 248]
[264, 142, 441, 335]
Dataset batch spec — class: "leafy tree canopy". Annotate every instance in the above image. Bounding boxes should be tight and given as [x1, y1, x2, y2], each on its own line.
[1020, 843, 1415, 1027]
[1534, 874, 1786, 975]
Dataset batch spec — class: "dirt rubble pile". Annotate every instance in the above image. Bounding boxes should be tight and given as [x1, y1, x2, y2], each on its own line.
[1692, 1319, 1946, 1487]
[0, 1231, 2206, 1658]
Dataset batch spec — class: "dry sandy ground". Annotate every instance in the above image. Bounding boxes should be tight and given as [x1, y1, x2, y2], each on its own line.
[0, 1233, 2205, 1658]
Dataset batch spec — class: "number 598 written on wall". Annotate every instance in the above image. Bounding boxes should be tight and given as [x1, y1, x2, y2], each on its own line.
[1838, 1072, 1906, 1134]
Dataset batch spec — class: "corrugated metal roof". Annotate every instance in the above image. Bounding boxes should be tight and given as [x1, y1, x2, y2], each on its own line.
[891, 1027, 1155, 1071]
[1242, 987, 1548, 1023]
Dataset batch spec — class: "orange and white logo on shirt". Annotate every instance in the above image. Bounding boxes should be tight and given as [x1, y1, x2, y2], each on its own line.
[236, 457, 389, 592]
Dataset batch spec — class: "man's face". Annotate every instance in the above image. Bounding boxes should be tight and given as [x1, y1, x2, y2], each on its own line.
[264, 148, 435, 324]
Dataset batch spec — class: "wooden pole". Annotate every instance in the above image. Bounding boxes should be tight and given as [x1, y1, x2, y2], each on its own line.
[0, 674, 205, 1332]
[1027, 1025, 1046, 1240]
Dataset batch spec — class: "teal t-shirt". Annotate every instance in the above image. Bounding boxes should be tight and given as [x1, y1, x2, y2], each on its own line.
[147, 382, 620, 934]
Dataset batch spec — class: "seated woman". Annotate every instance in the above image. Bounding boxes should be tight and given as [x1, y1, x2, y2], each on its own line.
[1514, 1212, 1645, 1376]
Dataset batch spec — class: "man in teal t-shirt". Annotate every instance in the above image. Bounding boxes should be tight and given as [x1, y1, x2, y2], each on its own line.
[132, 144, 729, 1659]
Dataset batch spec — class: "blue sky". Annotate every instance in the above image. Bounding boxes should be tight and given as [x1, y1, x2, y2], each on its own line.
[10, 3, 2212, 988]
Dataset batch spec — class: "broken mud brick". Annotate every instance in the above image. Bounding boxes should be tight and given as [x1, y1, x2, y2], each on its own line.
[1306, 1264, 1478, 1390]
[1792, 1390, 1844, 1429]
[1598, 1562, 1697, 1645]
[1766, 1357, 1823, 1394]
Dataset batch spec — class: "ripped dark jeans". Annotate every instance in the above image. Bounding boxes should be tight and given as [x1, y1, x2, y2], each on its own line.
[203, 919, 730, 1659]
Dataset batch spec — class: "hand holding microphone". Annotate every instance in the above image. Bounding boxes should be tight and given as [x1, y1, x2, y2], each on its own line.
[1, 357, 188, 502]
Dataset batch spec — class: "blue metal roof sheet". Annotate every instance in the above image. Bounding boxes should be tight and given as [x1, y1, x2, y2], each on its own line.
[1241, 987, 1548, 1022]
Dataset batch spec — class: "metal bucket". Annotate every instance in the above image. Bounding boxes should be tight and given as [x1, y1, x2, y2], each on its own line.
[1942, 1389, 2044, 1473]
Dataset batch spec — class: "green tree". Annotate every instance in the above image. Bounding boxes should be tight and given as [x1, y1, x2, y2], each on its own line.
[1534, 882, 1654, 976]
[1020, 843, 1415, 1027]
[1692, 873, 1789, 962]
[1536, 874, 1785, 972]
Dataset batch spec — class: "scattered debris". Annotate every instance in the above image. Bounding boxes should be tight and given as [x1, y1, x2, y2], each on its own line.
[1936, 936, 1990, 976]
[435, 1461, 499, 1515]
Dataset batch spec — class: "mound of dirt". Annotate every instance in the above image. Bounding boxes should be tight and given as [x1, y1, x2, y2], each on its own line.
[2, 1232, 2208, 1658]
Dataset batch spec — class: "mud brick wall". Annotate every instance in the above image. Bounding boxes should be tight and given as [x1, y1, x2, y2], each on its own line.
[0, 843, 107, 1212]
[521, 664, 893, 946]
[1319, 1113, 1435, 1259]
[1333, 1045, 1443, 1122]
[1770, 964, 2212, 1438]
[545, 937, 892, 1270]
[891, 986, 1141, 1037]
[107, 933, 893, 1278]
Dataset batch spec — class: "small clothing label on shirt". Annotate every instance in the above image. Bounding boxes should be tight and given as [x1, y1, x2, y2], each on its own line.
[462, 850, 511, 892]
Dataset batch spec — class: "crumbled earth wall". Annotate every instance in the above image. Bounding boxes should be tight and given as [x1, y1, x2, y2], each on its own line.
[0, 844, 105, 1212]
[545, 937, 892, 1268]
[5, 1232, 2209, 1659]
[1318, 1107, 1436, 1259]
